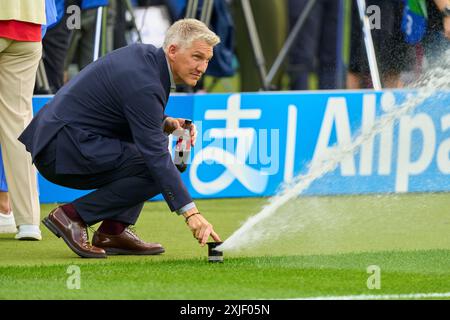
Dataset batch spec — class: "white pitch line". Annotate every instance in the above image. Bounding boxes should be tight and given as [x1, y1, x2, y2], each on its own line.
[291, 292, 450, 300]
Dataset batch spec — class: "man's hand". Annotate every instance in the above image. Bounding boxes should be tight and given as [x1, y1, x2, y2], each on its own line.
[183, 209, 221, 246]
[163, 117, 197, 146]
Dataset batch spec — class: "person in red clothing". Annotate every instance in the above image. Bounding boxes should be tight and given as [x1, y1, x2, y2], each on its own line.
[0, 0, 45, 240]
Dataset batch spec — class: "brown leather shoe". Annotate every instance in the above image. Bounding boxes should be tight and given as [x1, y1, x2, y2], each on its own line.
[42, 207, 106, 259]
[92, 228, 165, 255]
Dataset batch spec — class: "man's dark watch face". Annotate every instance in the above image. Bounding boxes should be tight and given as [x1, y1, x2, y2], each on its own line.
[444, 6, 450, 17]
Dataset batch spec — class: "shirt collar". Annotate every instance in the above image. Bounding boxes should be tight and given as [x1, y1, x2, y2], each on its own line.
[164, 53, 176, 91]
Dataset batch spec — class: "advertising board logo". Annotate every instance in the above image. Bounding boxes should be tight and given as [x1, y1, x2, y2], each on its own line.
[190, 94, 276, 195]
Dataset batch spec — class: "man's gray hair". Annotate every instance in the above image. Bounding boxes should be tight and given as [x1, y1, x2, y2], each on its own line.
[163, 18, 220, 50]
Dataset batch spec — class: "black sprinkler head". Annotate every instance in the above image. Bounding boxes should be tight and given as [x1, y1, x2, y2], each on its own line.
[207, 242, 223, 263]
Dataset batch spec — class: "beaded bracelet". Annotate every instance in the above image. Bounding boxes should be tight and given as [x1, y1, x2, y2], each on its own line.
[185, 212, 200, 223]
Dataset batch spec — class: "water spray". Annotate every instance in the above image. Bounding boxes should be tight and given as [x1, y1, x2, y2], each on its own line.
[218, 50, 450, 252]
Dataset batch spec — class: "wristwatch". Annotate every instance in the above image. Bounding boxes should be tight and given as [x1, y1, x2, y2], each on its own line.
[443, 5, 450, 17]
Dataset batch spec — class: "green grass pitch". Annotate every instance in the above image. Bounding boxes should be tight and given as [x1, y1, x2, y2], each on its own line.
[0, 194, 449, 299]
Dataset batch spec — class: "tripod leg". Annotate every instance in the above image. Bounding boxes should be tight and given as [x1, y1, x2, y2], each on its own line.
[93, 7, 103, 62]
[241, 0, 269, 90]
[266, 0, 315, 88]
[37, 59, 51, 94]
[200, 0, 214, 26]
[186, 0, 199, 19]
[123, 0, 143, 43]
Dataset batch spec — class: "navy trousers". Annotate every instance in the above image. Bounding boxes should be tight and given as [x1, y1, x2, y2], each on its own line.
[34, 138, 162, 226]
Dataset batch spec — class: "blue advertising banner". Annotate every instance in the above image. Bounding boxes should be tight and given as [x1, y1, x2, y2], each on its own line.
[32, 90, 450, 203]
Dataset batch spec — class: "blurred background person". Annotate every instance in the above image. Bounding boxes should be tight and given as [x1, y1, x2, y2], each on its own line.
[287, 0, 342, 90]
[347, 0, 415, 89]
[400, 0, 449, 82]
[66, 0, 110, 73]
[422, 0, 450, 61]
[38, 0, 76, 94]
[39, 0, 109, 93]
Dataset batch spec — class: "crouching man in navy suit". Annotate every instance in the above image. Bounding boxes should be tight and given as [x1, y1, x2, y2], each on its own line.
[19, 19, 222, 258]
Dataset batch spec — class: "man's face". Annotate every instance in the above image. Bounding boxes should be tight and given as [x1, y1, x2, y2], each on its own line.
[167, 40, 213, 87]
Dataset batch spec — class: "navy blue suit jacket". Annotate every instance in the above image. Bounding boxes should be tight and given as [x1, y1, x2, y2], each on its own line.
[19, 44, 192, 212]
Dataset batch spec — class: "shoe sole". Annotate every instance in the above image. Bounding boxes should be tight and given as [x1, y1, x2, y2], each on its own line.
[104, 247, 165, 256]
[42, 217, 106, 259]
[15, 235, 42, 241]
[0, 226, 17, 234]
